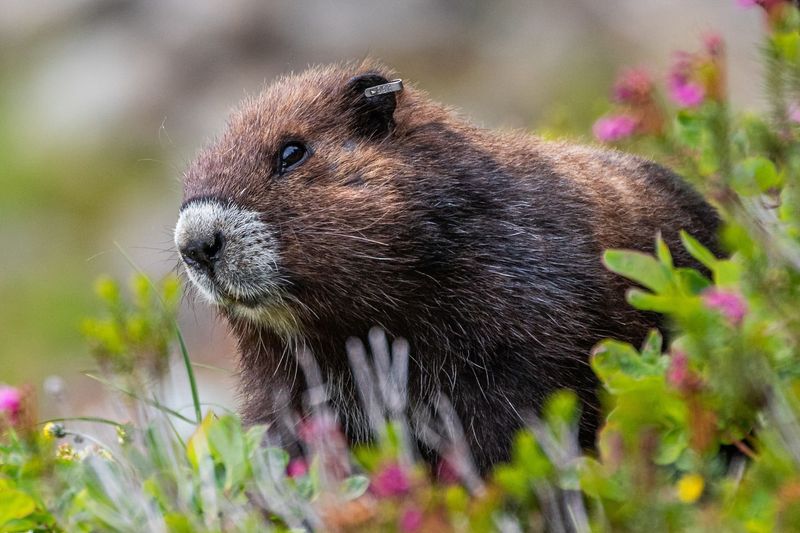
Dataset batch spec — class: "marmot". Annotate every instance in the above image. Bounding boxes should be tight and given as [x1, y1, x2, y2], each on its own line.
[174, 61, 718, 473]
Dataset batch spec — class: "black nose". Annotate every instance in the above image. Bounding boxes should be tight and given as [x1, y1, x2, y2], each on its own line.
[180, 232, 224, 273]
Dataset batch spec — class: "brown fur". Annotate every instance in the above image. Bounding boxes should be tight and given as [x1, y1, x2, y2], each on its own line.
[180, 60, 719, 472]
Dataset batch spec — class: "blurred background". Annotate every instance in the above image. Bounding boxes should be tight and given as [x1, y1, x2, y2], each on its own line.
[0, 0, 765, 419]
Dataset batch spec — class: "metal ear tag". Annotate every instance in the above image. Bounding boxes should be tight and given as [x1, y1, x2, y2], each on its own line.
[364, 79, 403, 98]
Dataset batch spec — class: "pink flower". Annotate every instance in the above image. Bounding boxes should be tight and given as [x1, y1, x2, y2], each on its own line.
[765, 0, 791, 9]
[667, 351, 688, 388]
[667, 350, 703, 392]
[592, 115, 637, 142]
[669, 82, 706, 108]
[371, 463, 411, 498]
[436, 456, 460, 484]
[0, 386, 21, 424]
[399, 507, 424, 532]
[612, 68, 653, 104]
[667, 51, 707, 108]
[703, 32, 724, 57]
[788, 102, 800, 123]
[702, 288, 747, 325]
[286, 458, 308, 478]
[737, 0, 789, 9]
[297, 413, 341, 442]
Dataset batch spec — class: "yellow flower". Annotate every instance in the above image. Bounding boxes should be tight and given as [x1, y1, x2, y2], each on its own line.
[42, 422, 65, 440]
[677, 473, 704, 503]
[116, 424, 130, 444]
[95, 447, 113, 461]
[56, 443, 77, 462]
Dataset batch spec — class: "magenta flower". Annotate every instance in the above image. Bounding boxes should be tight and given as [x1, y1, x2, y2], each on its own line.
[0, 386, 21, 424]
[667, 350, 703, 392]
[702, 288, 747, 325]
[371, 463, 411, 498]
[297, 413, 341, 442]
[788, 102, 800, 123]
[286, 458, 308, 478]
[667, 351, 688, 388]
[737, 0, 789, 9]
[612, 68, 653, 104]
[703, 32, 724, 57]
[667, 51, 706, 108]
[436, 456, 460, 484]
[669, 82, 705, 108]
[592, 115, 637, 142]
[399, 507, 424, 532]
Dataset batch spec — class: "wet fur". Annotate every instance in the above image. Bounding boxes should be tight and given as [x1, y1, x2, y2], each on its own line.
[180, 60, 719, 473]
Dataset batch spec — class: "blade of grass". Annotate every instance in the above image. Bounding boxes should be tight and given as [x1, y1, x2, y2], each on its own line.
[152, 392, 187, 447]
[40, 416, 124, 428]
[191, 362, 229, 372]
[85, 372, 195, 424]
[176, 327, 202, 423]
[176, 402, 235, 414]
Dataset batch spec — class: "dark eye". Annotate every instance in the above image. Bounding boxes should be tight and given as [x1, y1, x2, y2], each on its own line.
[278, 141, 309, 174]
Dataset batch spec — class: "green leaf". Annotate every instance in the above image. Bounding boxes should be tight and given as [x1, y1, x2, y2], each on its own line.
[603, 250, 672, 293]
[297, 455, 321, 500]
[340, 475, 370, 500]
[207, 415, 248, 491]
[626, 289, 678, 313]
[187, 411, 217, 469]
[294, 476, 315, 501]
[639, 329, 663, 363]
[444, 485, 470, 513]
[143, 477, 170, 510]
[579, 458, 625, 501]
[676, 268, 712, 295]
[161, 275, 181, 309]
[698, 136, 719, 176]
[165, 513, 195, 533]
[655, 234, 673, 269]
[675, 111, 704, 147]
[493, 465, 528, 500]
[654, 428, 689, 465]
[93, 276, 121, 306]
[754, 166, 781, 192]
[263, 447, 290, 476]
[592, 339, 666, 388]
[131, 273, 153, 309]
[713, 258, 743, 287]
[773, 31, 800, 61]
[680, 231, 718, 270]
[512, 431, 552, 479]
[2, 518, 41, 532]
[544, 390, 579, 427]
[245, 424, 269, 452]
[593, 339, 641, 382]
[604, 379, 687, 438]
[732, 157, 781, 195]
[0, 489, 36, 527]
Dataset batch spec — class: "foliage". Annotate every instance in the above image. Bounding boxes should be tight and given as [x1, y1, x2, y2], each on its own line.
[4, 2, 800, 531]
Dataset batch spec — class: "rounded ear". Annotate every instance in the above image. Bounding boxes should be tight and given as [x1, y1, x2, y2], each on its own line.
[345, 73, 398, 139]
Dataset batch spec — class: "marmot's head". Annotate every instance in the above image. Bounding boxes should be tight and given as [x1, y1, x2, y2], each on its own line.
[174, 62, 450, 335]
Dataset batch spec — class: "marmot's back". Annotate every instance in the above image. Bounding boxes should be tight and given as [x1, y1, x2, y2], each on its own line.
[544, 142, 716, 252]
[175, 61, 719, 472]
